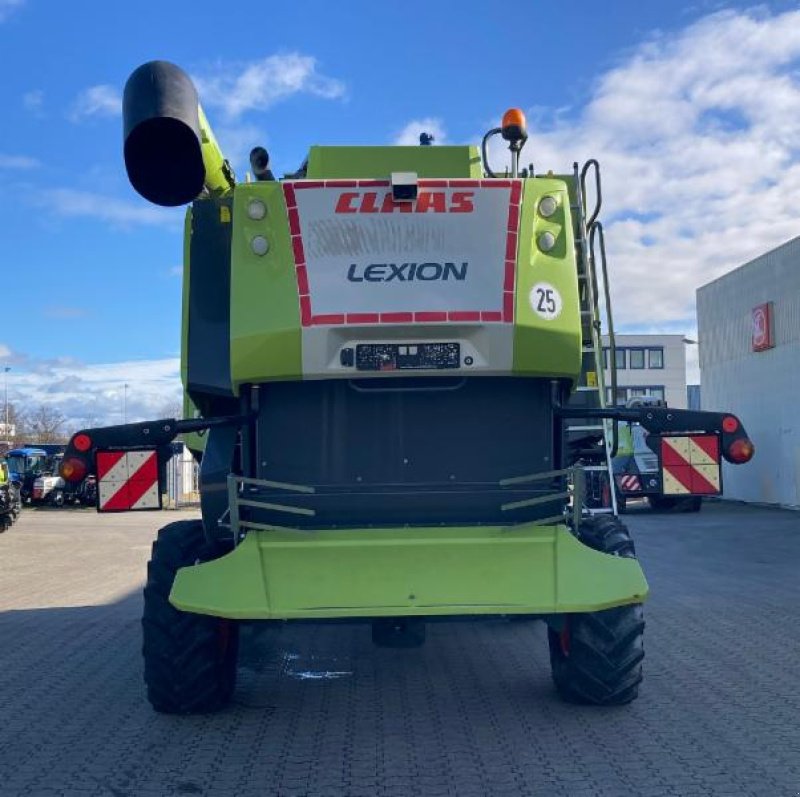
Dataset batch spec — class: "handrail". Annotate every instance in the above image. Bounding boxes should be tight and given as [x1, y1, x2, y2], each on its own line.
[580, 159, 602, 230]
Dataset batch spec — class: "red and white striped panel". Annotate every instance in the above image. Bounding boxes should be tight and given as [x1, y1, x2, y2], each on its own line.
[617, 474, 642, 492]
[661, 435, 721, 496]
[96, 450, 161, 512]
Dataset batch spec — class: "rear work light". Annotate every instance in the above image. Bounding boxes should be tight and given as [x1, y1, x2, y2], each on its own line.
[60, 457, 88, 483]
[727, 438, 754, 464]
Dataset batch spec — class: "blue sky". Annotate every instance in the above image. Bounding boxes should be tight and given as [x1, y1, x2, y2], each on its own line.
[1, 0, 799, 426]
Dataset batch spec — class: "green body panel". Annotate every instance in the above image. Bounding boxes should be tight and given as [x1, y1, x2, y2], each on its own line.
[229, 182, 303, 388]
[306, 146, 482, 179]
[170, 523, 648, 620]
[197, 105, 234, 195]
[512, 179, 581, 380]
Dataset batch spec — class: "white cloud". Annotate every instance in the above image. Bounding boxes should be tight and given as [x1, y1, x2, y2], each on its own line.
[69, 84, 121, 122]
[0, 0, 23, 22]
[4, 355, 182, 429]
[194, 53, 346, 119]
[22, 89, 43, 113]
[38, 188, 182, 229]
[0, 152, 39, 169]
[393, 118, 446, 146]
[487, 8, 800, 337]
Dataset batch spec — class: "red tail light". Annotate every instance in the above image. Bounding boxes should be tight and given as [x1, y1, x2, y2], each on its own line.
[73, 433, 92, 452]
[722, 416, 739, 433]
[60, 457, 88, 483]
[728, 438, 754, 464]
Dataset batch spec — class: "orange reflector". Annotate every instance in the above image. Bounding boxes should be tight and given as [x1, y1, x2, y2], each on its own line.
[502, 108, 526, 130]
[60, 457, 88, 483]
[73, 433, 92, 452]
[728, 438, 754, 464]
[722, 416, 739, 433]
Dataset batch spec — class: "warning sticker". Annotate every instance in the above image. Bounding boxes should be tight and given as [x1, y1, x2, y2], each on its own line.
[529, 282, 563, 320]
[97, 450, 161, 512]
[661, 435, 721, 495]
[283, 179, 521, 326]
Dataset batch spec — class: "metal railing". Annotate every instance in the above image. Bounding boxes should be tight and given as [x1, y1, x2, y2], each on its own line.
[221, 467, 588, 541]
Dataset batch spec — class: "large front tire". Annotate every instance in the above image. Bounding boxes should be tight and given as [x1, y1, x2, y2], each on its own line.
[548, 515, 645, 705]
[142, 520, 238, 714]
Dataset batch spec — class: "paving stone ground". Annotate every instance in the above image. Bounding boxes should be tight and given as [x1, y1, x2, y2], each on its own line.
[0, 502, 798, 796]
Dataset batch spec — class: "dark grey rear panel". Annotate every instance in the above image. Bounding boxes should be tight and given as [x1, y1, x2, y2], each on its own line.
[251, 377, 558, 527]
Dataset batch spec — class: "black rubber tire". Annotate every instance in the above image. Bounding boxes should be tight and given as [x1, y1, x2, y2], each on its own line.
[371, 618, 426, 648]
[142, 520, 239, 714]
[548, 514, 644, 705]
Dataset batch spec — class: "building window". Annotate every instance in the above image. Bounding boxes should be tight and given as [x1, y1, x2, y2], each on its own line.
[629, 348, 645, 369]
[649, 386, 665, 399]
[602, 347, 609, 369]
[615, 387, 627, 403]
[648, 348, 664, 369]
[615, 348, 626, 369]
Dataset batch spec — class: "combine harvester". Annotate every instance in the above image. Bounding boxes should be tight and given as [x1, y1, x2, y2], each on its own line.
[61, 61, 754, 713]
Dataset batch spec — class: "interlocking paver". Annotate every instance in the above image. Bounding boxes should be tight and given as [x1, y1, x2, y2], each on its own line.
[1, 502, 799, 796]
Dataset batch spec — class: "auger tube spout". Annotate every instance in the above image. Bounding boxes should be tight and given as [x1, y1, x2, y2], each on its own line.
[122, 60, 235, 207]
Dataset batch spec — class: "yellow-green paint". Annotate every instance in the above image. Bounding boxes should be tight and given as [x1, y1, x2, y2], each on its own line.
[230, 182, 303, 388]
[197, 105, 234, 195]
[170, 524, 648, 620]
[306, 146, 482, 179]
[512, 179, 582, 382]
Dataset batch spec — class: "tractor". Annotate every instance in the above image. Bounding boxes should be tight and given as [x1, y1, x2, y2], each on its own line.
[60, 61, 754, 713]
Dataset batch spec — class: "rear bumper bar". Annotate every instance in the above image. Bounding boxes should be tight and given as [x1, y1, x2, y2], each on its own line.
[169, 522, 648, 620]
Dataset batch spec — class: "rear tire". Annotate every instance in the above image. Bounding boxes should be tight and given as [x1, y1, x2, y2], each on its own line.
[142, 520, 238, 714]
[548, 515, 644, 705]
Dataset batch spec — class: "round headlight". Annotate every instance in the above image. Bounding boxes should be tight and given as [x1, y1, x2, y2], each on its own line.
[538, 231, 557, 252]
[538, 195, 558, 217]
[247, 199, 267, 220]
[251, 236, 269, 256]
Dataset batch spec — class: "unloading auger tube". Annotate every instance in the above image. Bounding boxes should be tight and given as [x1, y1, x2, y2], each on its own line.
[123, 60, 235, 206]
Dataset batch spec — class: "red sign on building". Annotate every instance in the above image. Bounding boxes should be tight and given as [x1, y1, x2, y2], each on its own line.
[752, 302, 774, 352]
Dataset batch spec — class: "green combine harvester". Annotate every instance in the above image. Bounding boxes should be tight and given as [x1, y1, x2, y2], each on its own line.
[61, 61, 754, 713]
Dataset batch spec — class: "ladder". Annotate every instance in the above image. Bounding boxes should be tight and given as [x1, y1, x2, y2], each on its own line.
[565, 160, 619, 515]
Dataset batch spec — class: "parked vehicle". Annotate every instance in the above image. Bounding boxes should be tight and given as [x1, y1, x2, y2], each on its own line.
[61, 61, 755, 713]
[32, 455, 96, 507]
[0, 461, 22, 530]
[5, 447, 49, 503]
[612, 398, 704, 512]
